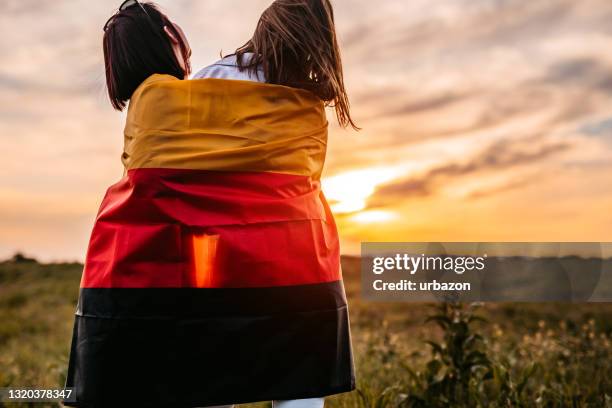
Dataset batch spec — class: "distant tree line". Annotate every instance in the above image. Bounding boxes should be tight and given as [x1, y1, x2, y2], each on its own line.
[3, 252, 38, 263]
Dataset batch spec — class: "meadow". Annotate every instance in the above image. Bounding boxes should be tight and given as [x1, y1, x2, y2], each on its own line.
[0, 256, 611, 407]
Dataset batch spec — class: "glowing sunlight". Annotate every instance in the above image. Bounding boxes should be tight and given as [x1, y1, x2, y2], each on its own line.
[322, 167, 400, 214]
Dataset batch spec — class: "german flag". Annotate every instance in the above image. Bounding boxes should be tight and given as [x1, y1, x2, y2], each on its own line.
[65, 74, 355, 407]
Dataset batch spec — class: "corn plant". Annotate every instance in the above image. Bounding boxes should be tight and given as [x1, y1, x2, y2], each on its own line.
[401, 302, 493, 407]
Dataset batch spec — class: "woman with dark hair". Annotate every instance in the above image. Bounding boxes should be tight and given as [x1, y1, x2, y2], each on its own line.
[102, 0, 192, 110]
[66, 1, 355, 407]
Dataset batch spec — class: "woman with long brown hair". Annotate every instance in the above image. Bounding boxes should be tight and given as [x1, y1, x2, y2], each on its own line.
[194, 3, 357, 407]
[67, 0, 355, 407]
[194, 0, 357, 130]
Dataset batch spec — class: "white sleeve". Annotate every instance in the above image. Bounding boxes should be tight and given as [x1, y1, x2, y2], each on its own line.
[192, 56, 265, 82]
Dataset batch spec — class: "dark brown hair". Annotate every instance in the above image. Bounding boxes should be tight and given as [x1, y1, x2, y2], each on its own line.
[234, 0, 358, 129]
[103, 2, 188, 111]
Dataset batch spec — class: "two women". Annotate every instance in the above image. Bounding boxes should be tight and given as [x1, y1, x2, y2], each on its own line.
[66, 1, 356, 407]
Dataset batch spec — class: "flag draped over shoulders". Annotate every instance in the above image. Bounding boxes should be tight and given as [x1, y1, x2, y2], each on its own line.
[65, 74, 355, 408]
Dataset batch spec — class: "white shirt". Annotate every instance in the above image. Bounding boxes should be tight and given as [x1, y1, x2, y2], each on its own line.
[193, 52, 265, 83]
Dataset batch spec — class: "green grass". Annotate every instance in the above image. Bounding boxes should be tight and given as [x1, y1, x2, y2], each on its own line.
[1, 257, 611, 407]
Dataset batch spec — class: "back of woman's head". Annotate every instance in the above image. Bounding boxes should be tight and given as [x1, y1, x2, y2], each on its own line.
[103, 2, 189, 111]
[236, 0, 358, 129]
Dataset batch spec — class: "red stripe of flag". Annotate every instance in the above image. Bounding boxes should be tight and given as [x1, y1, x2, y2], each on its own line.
[81, 168, 341, 288]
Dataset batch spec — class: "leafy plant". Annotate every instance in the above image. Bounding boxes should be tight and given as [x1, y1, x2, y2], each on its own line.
[400, 302, 493, 407]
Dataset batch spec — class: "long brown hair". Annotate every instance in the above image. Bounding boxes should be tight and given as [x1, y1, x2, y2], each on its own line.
[234, 0, 358, 130]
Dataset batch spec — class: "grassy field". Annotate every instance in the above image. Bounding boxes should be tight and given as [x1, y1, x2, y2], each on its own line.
[0, 257, 611, 407]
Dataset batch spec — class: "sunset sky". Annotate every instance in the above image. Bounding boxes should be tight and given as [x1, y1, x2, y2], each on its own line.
[1, 0, 612, 261]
